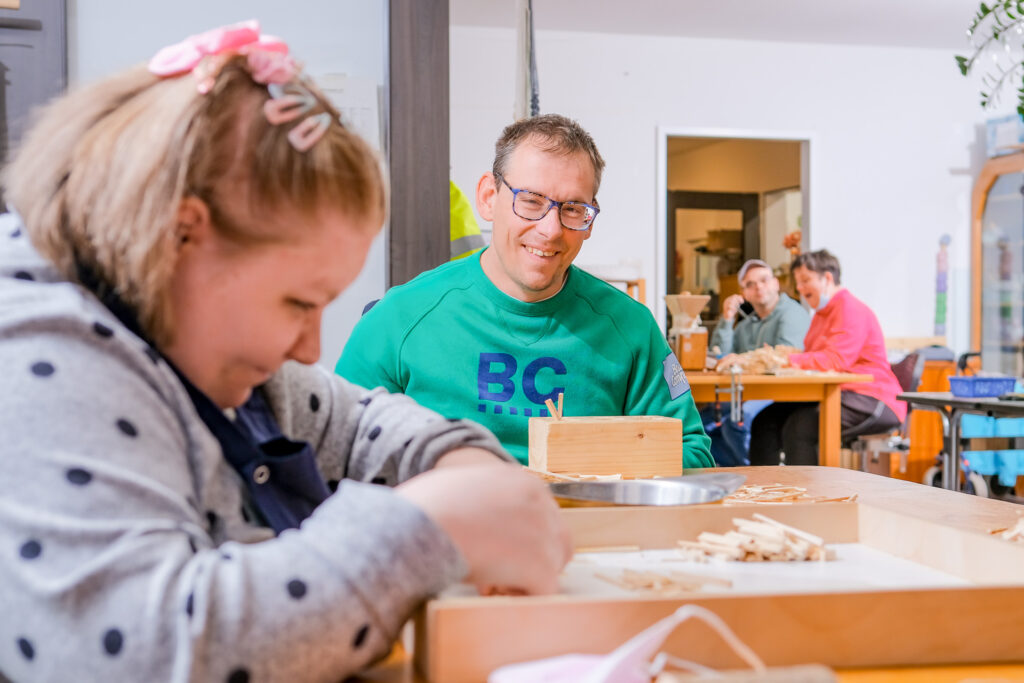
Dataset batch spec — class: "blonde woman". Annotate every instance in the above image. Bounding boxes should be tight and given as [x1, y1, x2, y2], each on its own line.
[0, 21, 569, 682]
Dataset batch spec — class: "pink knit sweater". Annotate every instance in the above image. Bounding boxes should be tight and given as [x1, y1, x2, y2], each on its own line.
[788, 289, 906, 422]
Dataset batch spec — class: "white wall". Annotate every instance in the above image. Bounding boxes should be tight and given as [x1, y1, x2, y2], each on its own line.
[67, 0, 388, 369]
[450, 26, 992, 355]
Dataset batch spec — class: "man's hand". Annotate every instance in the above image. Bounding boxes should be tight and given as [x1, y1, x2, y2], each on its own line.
[721, 294, 744, 321]
[396, 463, 572, 595]
[716, 353, 741, 372]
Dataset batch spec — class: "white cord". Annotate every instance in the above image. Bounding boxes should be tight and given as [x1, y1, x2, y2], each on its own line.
[647, 605, 766, 677]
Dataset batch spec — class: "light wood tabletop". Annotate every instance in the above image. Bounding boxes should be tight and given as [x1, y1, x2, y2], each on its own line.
[688, 373, 873, 467]
[355, 467, 1024, 683]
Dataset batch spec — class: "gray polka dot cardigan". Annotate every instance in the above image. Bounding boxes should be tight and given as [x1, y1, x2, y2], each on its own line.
[0, 213, 514, 682]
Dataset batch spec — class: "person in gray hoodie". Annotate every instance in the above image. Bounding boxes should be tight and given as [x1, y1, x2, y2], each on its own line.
[704, 259, 810, 465]
[0, 21, 569, 683]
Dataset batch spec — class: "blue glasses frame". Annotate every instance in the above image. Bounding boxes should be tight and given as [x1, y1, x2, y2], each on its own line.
[496, 174, 600, 231]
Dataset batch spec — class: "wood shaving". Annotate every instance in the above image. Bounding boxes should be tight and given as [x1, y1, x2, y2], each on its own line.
[678, 513, 835, 563]
[990, 516, 1024, 542]
[723, 483, 858, 505]
[717, 345, 799, 374]
[595, 568, 732, 594]
[526, 467, 630, 482]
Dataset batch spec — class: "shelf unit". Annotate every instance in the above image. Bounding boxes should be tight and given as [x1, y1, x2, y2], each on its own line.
[971, 153, 1024, 376]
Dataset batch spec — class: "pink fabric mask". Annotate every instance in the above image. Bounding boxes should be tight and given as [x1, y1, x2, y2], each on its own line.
[488, 604, 765, 683]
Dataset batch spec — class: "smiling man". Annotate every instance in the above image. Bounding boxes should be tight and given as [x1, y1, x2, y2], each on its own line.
[336, 114, 711, 467]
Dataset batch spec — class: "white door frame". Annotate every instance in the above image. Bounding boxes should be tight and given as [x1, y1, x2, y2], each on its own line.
[654, 126, 817, 332]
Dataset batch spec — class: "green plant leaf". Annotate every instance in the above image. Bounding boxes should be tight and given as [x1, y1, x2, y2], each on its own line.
[956, 54, 971, 75]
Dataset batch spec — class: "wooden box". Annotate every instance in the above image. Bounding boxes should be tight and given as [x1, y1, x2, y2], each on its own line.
[676, 326, 708, 370]
[414, 501, 1024, 683]
[528, 416, 682, 477]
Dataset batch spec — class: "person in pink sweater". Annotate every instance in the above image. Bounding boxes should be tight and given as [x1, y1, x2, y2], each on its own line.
[749, 249, 905, 465]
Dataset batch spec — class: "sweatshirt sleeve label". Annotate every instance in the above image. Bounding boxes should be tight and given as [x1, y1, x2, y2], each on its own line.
[663, 353, 690, 399]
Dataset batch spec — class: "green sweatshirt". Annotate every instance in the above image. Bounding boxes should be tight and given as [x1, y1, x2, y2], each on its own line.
[336, 250, 712, 468]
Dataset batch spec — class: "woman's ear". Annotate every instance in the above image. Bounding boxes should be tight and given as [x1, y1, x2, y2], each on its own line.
[476, 172, 498, 222]
[175, 195, 212, 248]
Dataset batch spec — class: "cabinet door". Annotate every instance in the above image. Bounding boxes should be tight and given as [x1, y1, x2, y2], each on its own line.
[980, 170, 1024, 375]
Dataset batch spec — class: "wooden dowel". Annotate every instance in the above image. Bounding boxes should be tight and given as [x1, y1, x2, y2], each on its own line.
[557, 391, 564, 418]
[544, 398, 558, 418]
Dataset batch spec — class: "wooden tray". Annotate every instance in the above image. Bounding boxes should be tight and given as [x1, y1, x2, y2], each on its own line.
[413, 501, 1024, 683]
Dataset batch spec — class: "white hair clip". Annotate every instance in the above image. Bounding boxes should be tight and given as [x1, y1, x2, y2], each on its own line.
[264, 82, 332, 151]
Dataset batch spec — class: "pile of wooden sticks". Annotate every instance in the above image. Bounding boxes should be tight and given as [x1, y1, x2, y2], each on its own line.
[677, 513, 835, 562]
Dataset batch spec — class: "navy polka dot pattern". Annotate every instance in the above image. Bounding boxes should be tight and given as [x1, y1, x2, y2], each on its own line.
[352, 624, 370, 649]
[0, 218, 513, 682]
[13, 271, 33, 281]
[19, 540, 42, 560]
[286, 579, 307, 599]
[66, 468, 92, 485]
[102, 628, 123, 656]
[116, 419, 138, 438]
[227, 668, 250, 683]
[30, 361, 54, 377]
[10, 228, 21, 238]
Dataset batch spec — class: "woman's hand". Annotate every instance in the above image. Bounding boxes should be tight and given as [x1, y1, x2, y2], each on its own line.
[396, 463, 572, 595]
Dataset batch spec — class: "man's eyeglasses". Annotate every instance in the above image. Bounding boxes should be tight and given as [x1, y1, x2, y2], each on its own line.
[496, 174, 600, 231]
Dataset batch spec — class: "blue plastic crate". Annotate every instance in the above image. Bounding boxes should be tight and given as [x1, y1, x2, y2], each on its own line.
[995, 450, 1024, 487]
[948, 376, 1017, 398]
[995, 417, 1024, 437]
[960, 414, 996, 437]
[964, 450, 997, 475]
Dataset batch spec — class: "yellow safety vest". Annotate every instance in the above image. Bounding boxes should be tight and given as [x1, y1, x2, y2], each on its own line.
[450, 180, 485, 260]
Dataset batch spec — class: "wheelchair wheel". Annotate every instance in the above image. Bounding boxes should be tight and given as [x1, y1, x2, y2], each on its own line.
[922, 465, 988, 497]
[989, 477, 1015, 498]
[965, 472, 989, 497]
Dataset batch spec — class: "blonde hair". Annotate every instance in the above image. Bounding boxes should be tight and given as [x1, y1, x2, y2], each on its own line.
[2, 56, 386, 345]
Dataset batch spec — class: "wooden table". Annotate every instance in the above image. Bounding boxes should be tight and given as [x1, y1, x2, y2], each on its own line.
[357, 467, 1024, 682]
[687, 372, 872, 467]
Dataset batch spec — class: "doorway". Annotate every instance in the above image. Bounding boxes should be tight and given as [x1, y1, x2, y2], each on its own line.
[655, 129, 812, 331]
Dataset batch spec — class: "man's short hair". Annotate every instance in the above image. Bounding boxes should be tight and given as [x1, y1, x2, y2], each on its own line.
[492, 113, 606, 197]
[791, 249, 842, 285]
[738, 259, 772, 283]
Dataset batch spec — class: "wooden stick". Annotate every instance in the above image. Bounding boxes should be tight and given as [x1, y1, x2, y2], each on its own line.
[557, 391, 564, 418]
[575, 544, 642, 553]
[752, 512, 825, 547]
[544, 398, 560, 419]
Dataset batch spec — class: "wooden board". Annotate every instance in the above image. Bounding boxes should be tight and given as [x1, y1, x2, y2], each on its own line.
[528, 415, 682, 477]
[414, 500, 1024, 683]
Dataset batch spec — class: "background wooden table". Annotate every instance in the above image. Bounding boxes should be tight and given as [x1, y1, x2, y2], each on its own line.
[688, 373, 872, 467]
[356, 467, 1024, 682]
